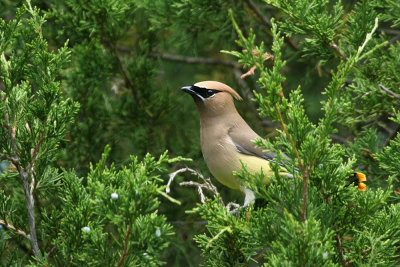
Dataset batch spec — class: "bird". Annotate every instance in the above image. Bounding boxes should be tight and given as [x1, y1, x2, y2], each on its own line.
[181, 81, 292, 207]
[181, 81, 367, 207]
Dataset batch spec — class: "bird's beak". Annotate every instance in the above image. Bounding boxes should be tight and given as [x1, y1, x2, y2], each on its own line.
[181, 85, 203, 102]
[181, 85, 194, 93]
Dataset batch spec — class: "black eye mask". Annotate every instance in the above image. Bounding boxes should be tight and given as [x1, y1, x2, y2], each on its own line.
[191, 85, 221, 99]
[181, 85, 222, 102]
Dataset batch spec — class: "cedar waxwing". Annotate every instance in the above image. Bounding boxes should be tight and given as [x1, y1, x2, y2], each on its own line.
[181, 81, 367, 207]
[181, 81, 292, 207]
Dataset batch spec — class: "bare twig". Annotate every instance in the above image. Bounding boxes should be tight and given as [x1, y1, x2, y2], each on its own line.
[301, 167, 311, 222]
[20, 172, 39, 257]
[180, 181, 209, 204]
[167, 167, 207, 193]
[379, 28, 400, 36]
[379, 84, 400, 99]
[166, 167, 224, 205]
[0, 219, 30, 239]
[149, 52, 241, 68]
[241, 66, 257, 79]
[379, 28, 400, 43]
[180, 177, 220, 204]
[4, 113, 21, 173]
[241, 50, 274, 79]
[47, 245, 57, 257]
[384, 124, 400, 147]
[26, 130, 45, 175]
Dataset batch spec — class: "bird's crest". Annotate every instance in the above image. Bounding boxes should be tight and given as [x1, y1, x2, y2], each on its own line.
[194, 81, 243, 101]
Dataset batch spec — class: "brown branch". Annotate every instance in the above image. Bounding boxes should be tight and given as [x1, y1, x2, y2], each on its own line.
[379, 84, 400, 99]
[148, 52, 241, 68]
[117, 222, 132, 267]
[330, 42, 349, 61]
[110, 43, 143, 107]
[241, 66, 257, 79]
[244, 0, 299, 51]
[245, 0, 272, 27]
[0, 219, 30, 239]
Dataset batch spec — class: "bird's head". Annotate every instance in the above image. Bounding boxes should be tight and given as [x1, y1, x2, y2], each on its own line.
[181, 81, 242, 117]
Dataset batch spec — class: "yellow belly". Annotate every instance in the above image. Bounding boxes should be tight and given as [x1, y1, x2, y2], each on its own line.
[203, 144, 273, 190]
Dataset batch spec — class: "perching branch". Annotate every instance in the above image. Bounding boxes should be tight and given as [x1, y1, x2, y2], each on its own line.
[166, 167, 224, 205]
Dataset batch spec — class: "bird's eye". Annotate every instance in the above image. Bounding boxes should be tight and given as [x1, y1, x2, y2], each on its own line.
[207, 89, 214, 96]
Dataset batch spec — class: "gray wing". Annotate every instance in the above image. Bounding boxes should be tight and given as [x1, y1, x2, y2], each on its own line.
[227, 125, 291, 168]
